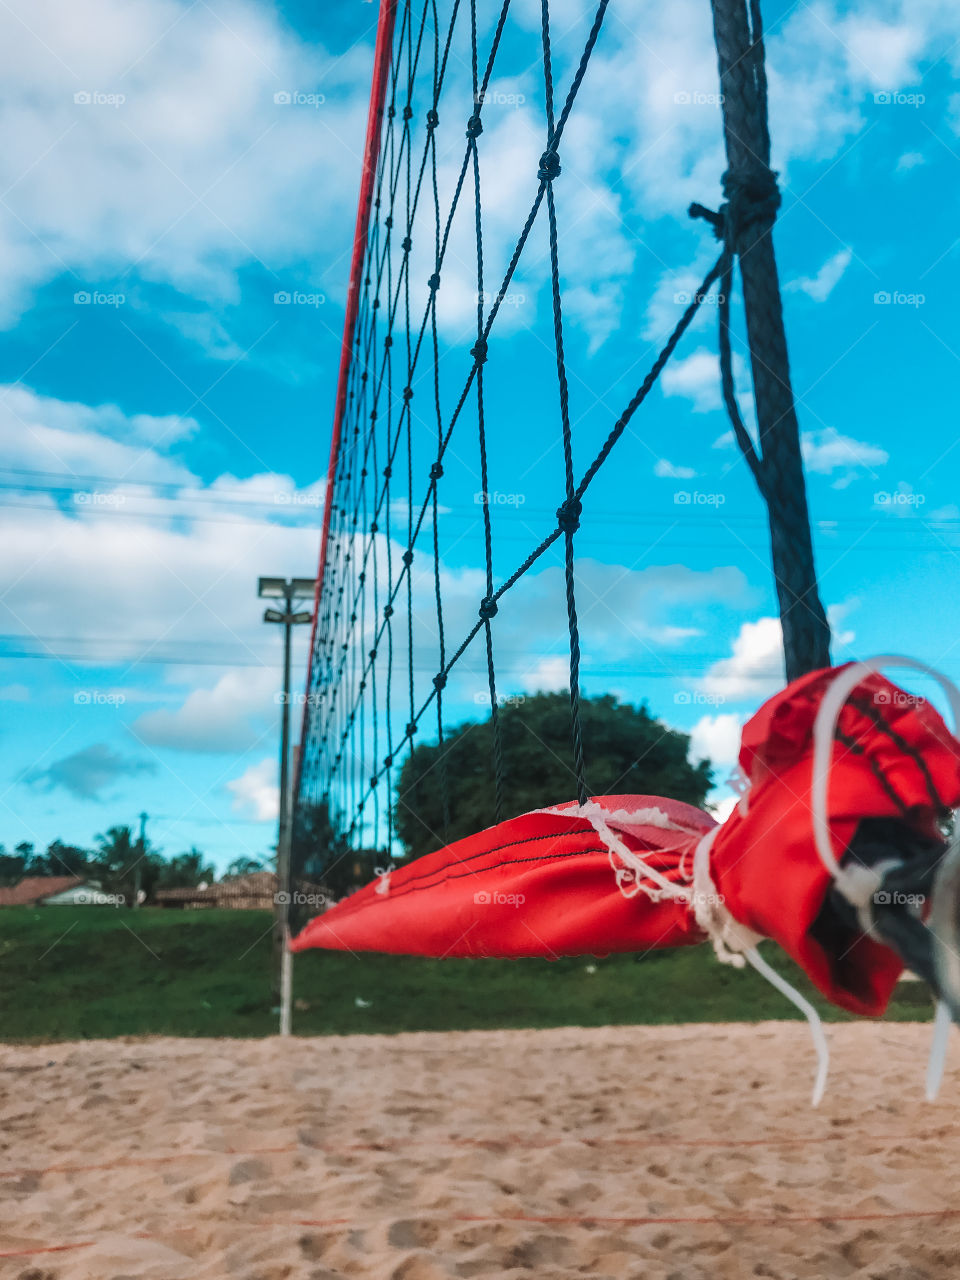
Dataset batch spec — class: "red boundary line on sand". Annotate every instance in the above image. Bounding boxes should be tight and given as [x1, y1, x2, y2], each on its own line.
[4, 1125, 960, 1181]
[294, 0, 398, 803]
[7, 1208, 960, 1258]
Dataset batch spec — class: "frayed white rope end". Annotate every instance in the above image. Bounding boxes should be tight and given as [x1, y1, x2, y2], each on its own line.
[541, 801, 693, 905]
[744, 945, 830, 1107]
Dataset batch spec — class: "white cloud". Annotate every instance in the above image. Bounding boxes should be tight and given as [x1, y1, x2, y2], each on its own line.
[710, 794, 740, 823]
[801, 427, 888, 481]
[520, 655, 570, 694]
[0, 384, 198, 485]
[827, 598, 858, 650]
[785, 248, 852, 302]
[688, 712, 743, 769]
[226, 758, 278, 822]
[660, 348, 723, 413]
[0, 0, 369, 334]
[654, 458, 697, 479]
[836, 17, 924, 90]
[660, 347, 751, 415]
[0, 385, 325, 669]
[896, 151, 926, 172]
[132, 667, 280, 753]
[699, 617, 784, 703]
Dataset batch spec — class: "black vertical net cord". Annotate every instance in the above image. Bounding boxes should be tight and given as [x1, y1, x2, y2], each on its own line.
[540, 0, 586, 807]
[296, 0, 809, 874]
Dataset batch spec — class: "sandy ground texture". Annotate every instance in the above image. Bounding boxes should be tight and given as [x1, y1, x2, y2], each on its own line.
[2, 1022, 960, 1279]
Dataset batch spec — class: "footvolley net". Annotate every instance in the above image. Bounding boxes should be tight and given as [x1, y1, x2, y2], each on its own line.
[295, 0, 779, 871]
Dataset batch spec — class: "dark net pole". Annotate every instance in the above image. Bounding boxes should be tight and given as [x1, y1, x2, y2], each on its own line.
[709, 0, 831, 680]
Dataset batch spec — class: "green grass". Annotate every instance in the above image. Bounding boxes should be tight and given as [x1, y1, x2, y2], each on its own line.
[0, 905, 935, 1042]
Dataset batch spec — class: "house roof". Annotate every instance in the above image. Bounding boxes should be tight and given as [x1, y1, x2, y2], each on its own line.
[154, 871, 329, 905]
[0, 875, 85, 906]
[155, 871, 275, 901]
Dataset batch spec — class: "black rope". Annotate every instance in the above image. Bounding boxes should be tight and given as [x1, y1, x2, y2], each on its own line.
[541, 0, 586, 806]
[691, 0, 831, 683]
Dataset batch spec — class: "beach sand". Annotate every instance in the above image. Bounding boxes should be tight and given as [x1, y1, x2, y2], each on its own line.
[2, 1022, 959, 1278]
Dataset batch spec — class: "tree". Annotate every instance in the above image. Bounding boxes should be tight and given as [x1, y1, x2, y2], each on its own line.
[155, 847, 215, 889]
[0, 839, 91, 884]
[93, 826, 162, 905]
[223, 856, 266, 878]
[291, 801, 376, 900]
[37, 840, 92, 878]
[0, 846, 25, 886]
[395, 692, 713, 859]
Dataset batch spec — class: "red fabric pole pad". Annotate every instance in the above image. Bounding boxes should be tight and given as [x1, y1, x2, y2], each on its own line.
[708, 664, 960, 1016]
[290, 795, 713, 959]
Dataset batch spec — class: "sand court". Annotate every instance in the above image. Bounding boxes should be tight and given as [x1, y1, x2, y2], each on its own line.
[2, 1022, 959, 1278]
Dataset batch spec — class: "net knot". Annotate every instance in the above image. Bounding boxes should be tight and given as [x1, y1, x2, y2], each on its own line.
[387, 106, 395, 120]
[429, 462, 444, 481]
[384, 335, 392, 348]
[402, 386, 414, 402]
[428, 272, 440, 292]
[479, 595, 499, 621]
[385, 215, 393, 229]
[433, 671, 447, 691]
[369, 409, 377, 421]
[384, 754, 393, 768]
[405, 721, 418, 737]
[426, 108, 439, 130]
[401, 236, 412, 252]
[690, 166, 781, 251]
[402, 549, 414, 567]
[470, 337, 488, 365]
[402, 105, 413, 121]
[723, 166, 781, 242]
[466, 113, 484, 139]
[538, 149, 561, 181]
[368, 648, 377, 661]
[383, 603, 393, 618]
[372, 298, 380, 309]
[556, 497, 582, 533]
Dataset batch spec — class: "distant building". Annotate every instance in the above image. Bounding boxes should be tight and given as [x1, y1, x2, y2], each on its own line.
[0, 876, 109, 907]
[154, 870, 331, 912]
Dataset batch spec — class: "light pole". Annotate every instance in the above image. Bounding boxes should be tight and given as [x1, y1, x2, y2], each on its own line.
[258, 576, 315, 1035]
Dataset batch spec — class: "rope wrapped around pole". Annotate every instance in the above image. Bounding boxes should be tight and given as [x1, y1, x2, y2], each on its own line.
[697, 0, 831, 681]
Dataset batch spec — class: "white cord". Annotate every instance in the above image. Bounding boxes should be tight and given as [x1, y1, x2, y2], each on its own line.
[744, 945, 830, 1106]
[927, 999, 953, 1102]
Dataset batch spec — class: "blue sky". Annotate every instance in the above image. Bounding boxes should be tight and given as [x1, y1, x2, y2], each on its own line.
[1, 0, 959, 871]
